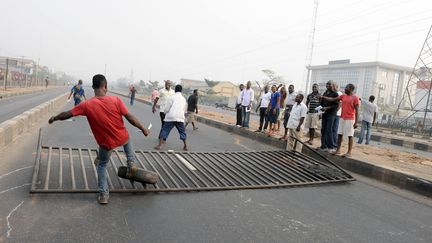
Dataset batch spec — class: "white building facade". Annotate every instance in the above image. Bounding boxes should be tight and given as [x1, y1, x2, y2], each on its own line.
[307, 60, 412, 107]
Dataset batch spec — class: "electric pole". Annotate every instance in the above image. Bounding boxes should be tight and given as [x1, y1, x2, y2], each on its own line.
[394, 25, 432, 132]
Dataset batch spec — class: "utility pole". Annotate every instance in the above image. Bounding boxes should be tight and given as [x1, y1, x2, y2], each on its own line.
[303, 0, 319, 94]
[4, 59, 9, 90]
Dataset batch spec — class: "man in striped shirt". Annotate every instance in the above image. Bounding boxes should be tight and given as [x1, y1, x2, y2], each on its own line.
[305, 83, 320, 145]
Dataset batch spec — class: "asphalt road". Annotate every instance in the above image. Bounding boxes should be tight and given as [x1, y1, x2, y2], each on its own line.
[0, 87, 68, 123]
[0, 92, 431, 242]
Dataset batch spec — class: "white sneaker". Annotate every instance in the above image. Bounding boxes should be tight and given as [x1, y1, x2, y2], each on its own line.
[329, 149, 336, 153]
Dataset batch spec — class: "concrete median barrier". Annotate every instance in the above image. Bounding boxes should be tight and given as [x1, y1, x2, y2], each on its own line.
[0, 93, 67, 149]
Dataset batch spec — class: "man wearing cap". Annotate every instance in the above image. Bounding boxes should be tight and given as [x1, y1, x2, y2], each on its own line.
[152, 80, 175, 128]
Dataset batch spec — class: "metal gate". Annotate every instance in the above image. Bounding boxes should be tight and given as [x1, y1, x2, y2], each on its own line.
[30, 137, 354, 193]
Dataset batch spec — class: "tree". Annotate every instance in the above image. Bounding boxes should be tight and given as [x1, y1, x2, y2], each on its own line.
[261, 69, 285, 86]
[148, 80, 159, 90]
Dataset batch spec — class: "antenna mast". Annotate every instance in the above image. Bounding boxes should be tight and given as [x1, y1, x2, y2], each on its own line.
[303, 0, 319, 94]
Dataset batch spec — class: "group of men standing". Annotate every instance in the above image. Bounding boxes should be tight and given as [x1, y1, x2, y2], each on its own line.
[253, 80, 378, 157]
[241, 82, 305, 151]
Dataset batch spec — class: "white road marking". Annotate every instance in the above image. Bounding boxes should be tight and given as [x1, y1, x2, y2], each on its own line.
[175, 154, 196, 171]
[0, 183, 31, 195]
[0, 166, 32, 180]
[7, 201, 24, 238]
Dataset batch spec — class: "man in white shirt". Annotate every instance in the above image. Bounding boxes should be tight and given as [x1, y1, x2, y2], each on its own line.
[241, 81, 254, 128]
[155, 85, 188, 151]
[236, 84, 244, 127]
[152, 80, 175, 128]
[255, 85, 271, 132]
[358, 95, 378, 145]
[286, 93, 307, 152]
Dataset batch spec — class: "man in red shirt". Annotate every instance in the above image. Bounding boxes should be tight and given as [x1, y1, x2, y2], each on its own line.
[320, 83, 359, 157]
[49, 74, 152, 204]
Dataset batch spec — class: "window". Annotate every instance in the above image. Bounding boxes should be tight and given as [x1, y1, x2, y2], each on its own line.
[382, 71, 388, 78]
[391, 72, 400, 105]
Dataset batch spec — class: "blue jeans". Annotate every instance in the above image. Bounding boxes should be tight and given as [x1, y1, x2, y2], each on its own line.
[97, 140, 135, 194]
[74, 98, 81, 106]
[242, 106, 250, 128]
[130, 96, 135, 105]
[332, 116, 340, 148]
[321, 113, 336, 149]
[358, 120, 372, 144]
[160, 121, 187, 141]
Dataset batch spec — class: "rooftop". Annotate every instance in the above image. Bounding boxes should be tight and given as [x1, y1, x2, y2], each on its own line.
[308, 60, 412, 72]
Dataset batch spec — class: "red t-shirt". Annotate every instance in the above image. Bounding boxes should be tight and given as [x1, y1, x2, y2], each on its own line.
[338, 94, 359, 120]
[71, 96, 129, 149]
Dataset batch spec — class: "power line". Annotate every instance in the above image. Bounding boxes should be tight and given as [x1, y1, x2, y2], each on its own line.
[164, 0, 373, 76]
[166, 0, 421, 79]
[315, 15, 432, 47]
[317, 0, 408, 30]
[177, 26, 430, 79]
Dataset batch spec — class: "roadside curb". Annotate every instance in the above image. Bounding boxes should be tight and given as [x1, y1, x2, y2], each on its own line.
[354, 131, 432, 152]
[303, 149, 432, 198]
[0, 92, 68, 149]
[376, 128, 432, 140]
[111, 90, 432, 197]
[0, 87, 60, 99]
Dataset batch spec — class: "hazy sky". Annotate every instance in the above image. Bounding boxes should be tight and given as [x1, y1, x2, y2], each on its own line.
[1, 0, 431, 90]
